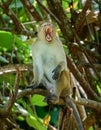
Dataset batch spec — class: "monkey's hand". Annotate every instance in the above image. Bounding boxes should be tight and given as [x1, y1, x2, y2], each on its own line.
[44, 95, 59, 104]
[52, 65, 61, 80]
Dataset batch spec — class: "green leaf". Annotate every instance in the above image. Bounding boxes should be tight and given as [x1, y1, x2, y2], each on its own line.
[88, 126, 94, 130]
[10, 0, 34, 8]
[17, 116, 25, 121]
[0, 31, 13, 50]
[26, 115, 47, 130]
[96, 84, 101, 94]
[63, 45, 68, 50]
[0, 56, 9, 63]
[30, 94, 47, 107]
[10, 0, 23, 8]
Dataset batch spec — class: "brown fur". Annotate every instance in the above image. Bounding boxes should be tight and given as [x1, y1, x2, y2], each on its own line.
[56, 70, 71, 98]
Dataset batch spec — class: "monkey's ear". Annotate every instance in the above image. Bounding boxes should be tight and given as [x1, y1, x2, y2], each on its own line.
[39, 21, 45, 26]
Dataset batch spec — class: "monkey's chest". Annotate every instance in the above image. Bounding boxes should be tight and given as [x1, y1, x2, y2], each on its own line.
[42, 46, 61, 72]
[43, 54, 57, 67]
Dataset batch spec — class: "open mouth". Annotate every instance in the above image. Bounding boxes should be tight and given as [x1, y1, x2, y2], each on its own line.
[45, 26, 52, 42]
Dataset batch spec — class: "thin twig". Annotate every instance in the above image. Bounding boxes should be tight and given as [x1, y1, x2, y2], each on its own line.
[1, 0, 12, 7]
[1, 4, 25, 33]
[0, 64, 32, 75]
[36, 0, 60, 24]
[0, 27, 37, 37]
[66, 54, 100, 101]
[6, 118, 21, 130]
[4, 69, 21, 115]
[21, 0, 42, 21]
[17, 88, 49, 100]
[0, 69, 21, 117]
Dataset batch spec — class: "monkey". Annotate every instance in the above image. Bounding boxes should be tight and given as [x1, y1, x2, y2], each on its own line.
[31, 22, 84, 130]
[32, 22, 68, 102]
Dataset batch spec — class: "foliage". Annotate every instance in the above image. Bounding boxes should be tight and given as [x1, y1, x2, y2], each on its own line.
[0, 0, 101, 130]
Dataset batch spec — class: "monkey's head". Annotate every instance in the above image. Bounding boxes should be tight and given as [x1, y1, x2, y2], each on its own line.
[38, 22, 57, 42]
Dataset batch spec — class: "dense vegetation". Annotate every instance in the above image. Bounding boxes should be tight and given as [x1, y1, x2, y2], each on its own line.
[0, 0, 101, 130]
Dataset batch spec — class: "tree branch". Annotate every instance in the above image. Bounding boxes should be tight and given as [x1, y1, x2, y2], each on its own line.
[46, 0, 73, 41]
[17, 87, 101, 111]
[21, 0, 42, 21]
[66, 55, 100, 101]
[1, 3, 25, 33]
[0, 64, 32, 75]
[36, 0, 60, 24]
[0, 69, 21, 117]
[84, 113, 96, 130]
[1, 0, 12, 8]
[75, 0, 91, 33]
[0, 27, 37, 37]
[17, 88, 49, 100]
[1, 1, 37, 37]
[74, 97, 101, 111]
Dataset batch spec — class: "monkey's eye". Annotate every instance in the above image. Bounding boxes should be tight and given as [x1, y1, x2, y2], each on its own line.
[46, 23, 51, 26]
[44, 24, 48, 27]
[43, 23, 52, 27]
[41, 23, 47, 27]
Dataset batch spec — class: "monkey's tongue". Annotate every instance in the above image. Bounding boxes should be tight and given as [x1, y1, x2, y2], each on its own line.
[45, 33, 52, 42]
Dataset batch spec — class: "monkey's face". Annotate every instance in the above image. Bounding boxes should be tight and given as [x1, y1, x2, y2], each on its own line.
[38, 22, 56, 42]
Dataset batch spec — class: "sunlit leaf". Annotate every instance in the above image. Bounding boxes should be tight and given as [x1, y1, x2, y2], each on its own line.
[66, 2, 78, 11]
[30, 94, 47, 107]
[26, 115, 47, 130]
[88, 126, 94, 130]
[17, 116, 25, 121]
[43, 114, 51, 126]
[0, 31, 13, 50]
[63, 45, 68, 50]
[96, 84, 101, 94]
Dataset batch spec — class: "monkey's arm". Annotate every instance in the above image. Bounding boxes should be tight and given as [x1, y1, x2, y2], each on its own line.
[31, 43, 44, 87]
[27, 57, 44, 89]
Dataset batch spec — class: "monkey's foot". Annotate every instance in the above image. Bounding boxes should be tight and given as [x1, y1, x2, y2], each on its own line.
[26, 83, 38, 89]
[44, 95, 59, 104]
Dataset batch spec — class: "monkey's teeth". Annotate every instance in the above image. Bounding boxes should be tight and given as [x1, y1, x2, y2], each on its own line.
[46, 33, 52, 42]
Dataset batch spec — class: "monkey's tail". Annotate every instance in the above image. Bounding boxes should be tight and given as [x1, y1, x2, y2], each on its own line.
[66, 97, 84, 130]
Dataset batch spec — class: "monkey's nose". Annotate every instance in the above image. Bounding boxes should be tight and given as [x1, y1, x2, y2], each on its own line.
[45, 26, 52, 33]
